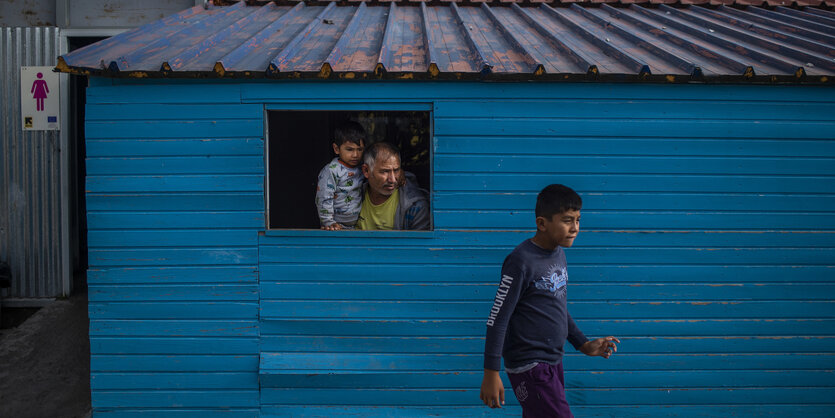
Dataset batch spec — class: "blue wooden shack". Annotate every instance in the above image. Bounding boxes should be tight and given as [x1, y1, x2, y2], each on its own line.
[57, 0, 835, 416]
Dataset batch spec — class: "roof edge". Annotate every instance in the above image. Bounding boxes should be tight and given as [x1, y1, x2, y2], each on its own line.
[53, 62, 834, 84]
[217, 0, 835, 7]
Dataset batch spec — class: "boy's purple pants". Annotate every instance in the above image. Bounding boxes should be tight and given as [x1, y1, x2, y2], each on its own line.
[507, 362, 574, 418]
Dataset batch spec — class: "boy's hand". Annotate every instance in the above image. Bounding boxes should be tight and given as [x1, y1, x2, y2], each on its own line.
[480, 369, 505, 408]
[580, 336, 620, 358]
[321, 223, 344, 231]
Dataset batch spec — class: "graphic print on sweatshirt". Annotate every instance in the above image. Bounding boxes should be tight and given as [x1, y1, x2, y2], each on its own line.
[534, 264, 568, 298]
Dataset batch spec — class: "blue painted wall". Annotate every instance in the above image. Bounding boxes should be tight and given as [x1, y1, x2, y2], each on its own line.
[85, 83, 263, 417]
[85, 79, 835, 417]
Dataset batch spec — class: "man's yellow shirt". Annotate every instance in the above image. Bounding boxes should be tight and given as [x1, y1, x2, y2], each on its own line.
[357, 189, 399, 230]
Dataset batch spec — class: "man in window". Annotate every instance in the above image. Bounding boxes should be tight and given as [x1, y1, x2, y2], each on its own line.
[357, 142, 430, 230]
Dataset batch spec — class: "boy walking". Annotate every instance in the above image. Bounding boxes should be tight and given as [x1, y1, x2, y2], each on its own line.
[480, 184, 619, 417]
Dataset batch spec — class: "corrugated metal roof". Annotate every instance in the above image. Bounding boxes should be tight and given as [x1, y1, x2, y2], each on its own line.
[212, 0, 835, 9]
[56, 1, 835, 82]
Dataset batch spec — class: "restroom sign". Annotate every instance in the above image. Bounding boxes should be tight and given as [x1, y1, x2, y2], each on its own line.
[21, 66, 60, 131]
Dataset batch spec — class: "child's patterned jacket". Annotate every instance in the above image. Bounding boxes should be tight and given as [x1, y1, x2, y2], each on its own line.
[315, 157, 364, 227]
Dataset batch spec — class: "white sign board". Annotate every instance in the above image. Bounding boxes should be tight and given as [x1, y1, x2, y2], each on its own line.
[20, 66, 60, 131]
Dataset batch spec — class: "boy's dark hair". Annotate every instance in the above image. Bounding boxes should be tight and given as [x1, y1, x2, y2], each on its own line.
[333, 121, 365, 146]
[535, 184, 582, 219]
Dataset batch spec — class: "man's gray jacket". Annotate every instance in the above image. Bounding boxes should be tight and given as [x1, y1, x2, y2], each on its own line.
[393, 172, 430, 230]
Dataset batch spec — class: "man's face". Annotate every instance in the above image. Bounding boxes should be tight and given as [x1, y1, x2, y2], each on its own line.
[538, 210, 580, 248]
[362, 153, 401, 197]
[333, 140, 364, 167]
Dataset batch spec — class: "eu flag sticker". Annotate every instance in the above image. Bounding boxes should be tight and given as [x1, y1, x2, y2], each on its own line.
[48, 116, 57, 122]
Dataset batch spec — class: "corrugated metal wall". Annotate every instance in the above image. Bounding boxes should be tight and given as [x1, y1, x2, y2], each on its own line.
[0, 27, 66, 300]
[84, 79, 835, 417]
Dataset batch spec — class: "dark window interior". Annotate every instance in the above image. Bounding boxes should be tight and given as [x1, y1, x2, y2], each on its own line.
[267, 110, 431, 230]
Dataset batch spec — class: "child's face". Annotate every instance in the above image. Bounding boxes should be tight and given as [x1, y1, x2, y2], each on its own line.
[537, 210, 580, 248]
[332, 140, 364, 167]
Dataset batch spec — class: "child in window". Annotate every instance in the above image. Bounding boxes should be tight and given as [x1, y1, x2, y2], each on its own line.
[480, 184, 620, 416]
[315, 121, 366, 230]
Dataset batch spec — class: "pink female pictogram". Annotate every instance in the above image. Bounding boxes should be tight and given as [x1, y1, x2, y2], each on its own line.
[31, 72, 49, 111]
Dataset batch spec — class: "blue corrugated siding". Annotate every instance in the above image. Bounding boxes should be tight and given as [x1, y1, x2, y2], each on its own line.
[85, 79, 262, 417]
[85, 79, 835, 417]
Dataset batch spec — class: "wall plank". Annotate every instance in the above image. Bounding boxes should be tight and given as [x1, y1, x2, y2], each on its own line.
[435, 210, 835, 230]
[434, 117, 835, 139]
[260, 369, 835, 389]
[259, 406, 831, 417]
[261, 352, 834, 371]
[87, 212, 264, 229]
[93, 410, 258, 418]
[260, 335, 835, 354]
[86, 175, 263, 193]
[90, 320, 258, 337]
[259, 264, 835, 283]
[86, 120, 263, 139]
[92, 355, 259, 372]
[91, 373, 260, 390]
[86, 104, 263, 121]
[432, 100, 835, 120]
[436, 155, 835, 176]
[258, 387, 835, 406]
[87, 266, 257, 285]
[262, 318, 835, 337]
[258, 246, 835, 265]
[91, 390, 259, 408]
[86, 156, 265, 175]
[433, 191, 835, 212]
[434, 173, 835, 194]
[261, 283, 835, 301]
[86, 138, 264, 158]
[92, 337, 259, 355]
[89, 302, 258, 319]
[87, 193, 264, 212]
[260, 300, 835, 319]
[89, 248, 259, 267]
[436, 136, 835, 157]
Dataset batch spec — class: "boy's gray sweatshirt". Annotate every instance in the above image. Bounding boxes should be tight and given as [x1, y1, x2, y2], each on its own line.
[484, 239, 589, 371]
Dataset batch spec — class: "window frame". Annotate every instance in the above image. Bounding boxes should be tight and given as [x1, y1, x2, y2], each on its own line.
[263, 103, 435, 238]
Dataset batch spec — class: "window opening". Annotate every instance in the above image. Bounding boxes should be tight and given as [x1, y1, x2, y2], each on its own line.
[267, 110, 432, 231]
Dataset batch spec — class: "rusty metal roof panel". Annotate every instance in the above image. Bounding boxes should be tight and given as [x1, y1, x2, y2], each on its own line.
[63, 5, 213, 72]
[454, 4, 533, 73]
[423, 3, 483, 73]
[378, 3, 428, 73]
[595, 4, 737, 76]
[119, 1, 259, 72]
[217, 3, 321, 74]
[326, 3, 390, 73]
[527, 4, 640, 73]
[268, 3, 358, 74]
[57, 1, 835, 83]
[166, 2, 287, 71]
[635, 5, 802, 75]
